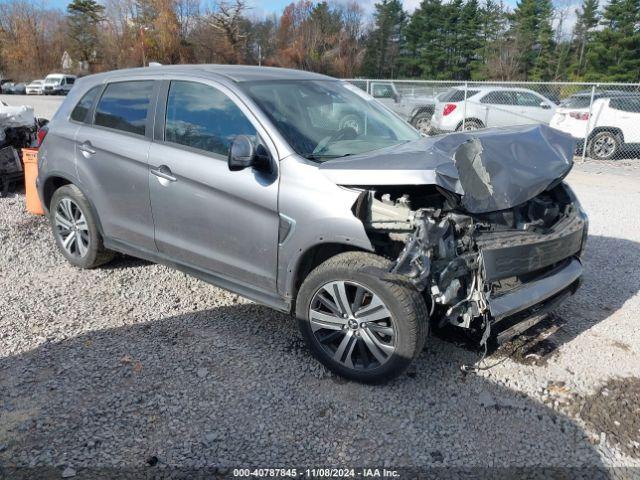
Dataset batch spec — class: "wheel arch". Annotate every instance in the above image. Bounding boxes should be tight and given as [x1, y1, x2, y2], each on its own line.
[287, 241, 371, 312]
[43, 175, 105, 237]
[455, 118, 485, 131]
[588, 126, 624, 143]
[410, 106, 435, 123]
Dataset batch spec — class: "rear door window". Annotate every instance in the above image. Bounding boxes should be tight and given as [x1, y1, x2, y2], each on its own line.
[514, 91, 543, 107]
[94, 81, 154, 136]
[481, 91, 515, 105]
[164, 81, 256, 157]
[70, 86, 101, 123]
[610, 97, 640, 113]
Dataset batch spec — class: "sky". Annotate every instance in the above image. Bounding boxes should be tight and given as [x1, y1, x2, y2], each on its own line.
[36, 0, 576, 36]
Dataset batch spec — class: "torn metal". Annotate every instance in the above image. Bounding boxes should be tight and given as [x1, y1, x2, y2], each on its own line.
[347, 125, 586, 340]
[320, 124, 576, 214]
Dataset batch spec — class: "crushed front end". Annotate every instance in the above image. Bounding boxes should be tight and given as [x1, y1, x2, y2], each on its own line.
[355, 181, 588, 345]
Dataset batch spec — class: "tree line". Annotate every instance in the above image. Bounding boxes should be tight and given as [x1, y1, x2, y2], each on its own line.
[0, 0, 638, 83]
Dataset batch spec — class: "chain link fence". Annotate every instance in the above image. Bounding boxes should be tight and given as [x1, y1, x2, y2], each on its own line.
[347, 79, 640, 161]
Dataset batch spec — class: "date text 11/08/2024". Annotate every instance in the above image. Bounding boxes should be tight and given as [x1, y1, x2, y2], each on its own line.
[232, 468, 400, 477]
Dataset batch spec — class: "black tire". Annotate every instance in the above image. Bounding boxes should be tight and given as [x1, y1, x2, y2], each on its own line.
[296, 252, 429, 383]
[589, 130, 621, 160]
[411, 111, 433, 135]
[456, 119, 483, 131]
[49, 184, 113, 268]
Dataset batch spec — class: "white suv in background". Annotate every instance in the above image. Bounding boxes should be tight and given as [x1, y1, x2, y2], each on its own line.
[431, 86, 557, 133]
[550, 92, 640, 160]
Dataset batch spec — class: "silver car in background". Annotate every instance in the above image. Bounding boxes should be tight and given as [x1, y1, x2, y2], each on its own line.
[432, 86, 557, 132]
[37, 65, 587, 383]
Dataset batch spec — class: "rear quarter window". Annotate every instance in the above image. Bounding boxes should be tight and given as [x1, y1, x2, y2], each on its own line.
[70, 86, 101, 123]
[94, 81, 154, 136]
[560, 96, 592, 109]
[441, 89, 479, 102]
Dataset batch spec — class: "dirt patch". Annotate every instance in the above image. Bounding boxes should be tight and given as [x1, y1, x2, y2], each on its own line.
[577, 377, 640, 459]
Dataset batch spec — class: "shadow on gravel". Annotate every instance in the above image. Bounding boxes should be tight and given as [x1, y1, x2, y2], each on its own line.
[442, 234, 640, 366]
[0, 313, 609, 472]
[1, 235, 637, 473]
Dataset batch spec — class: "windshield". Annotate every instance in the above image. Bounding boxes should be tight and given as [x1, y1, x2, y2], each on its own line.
[242, 80, 420, 161]
[45, 76, 62, 85]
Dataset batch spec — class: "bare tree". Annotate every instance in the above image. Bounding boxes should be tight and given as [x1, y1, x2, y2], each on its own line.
[204, 0, 249, 62]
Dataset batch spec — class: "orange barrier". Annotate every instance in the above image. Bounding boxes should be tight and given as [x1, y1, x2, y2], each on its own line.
[22, 148, 44, 215]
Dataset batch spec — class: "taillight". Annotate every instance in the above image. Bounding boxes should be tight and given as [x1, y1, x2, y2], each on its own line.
[443, 103, 457, 116]
[36, 126, 48, 147]
[569, 112, 589, 120]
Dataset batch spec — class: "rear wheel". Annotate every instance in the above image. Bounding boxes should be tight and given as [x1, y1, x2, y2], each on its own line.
[296, 252, 428, 383]
[589, 131, 621, 160]
[50, 185, 113, 268]
[411, 112, 433, 135]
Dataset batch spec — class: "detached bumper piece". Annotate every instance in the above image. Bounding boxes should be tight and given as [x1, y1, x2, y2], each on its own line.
[488, 258, 582, 345]
[479, 213, 586, 343]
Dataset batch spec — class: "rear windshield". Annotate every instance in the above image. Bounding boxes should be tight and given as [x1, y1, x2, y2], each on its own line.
[440, 89, 479, 103]
[560, 96, 592, 109]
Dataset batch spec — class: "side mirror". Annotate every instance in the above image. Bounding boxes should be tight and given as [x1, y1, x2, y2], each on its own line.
[540, 102, 551, 109]
[393, 92, 400, 103]
[228, 135, 271, 172]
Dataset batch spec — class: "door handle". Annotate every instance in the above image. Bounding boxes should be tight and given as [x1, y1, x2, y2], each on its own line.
[78, 142, 96, 155]
[150, 165, 177, 182]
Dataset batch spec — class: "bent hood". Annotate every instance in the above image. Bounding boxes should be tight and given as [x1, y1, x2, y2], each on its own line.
[318, 124, 575, 214]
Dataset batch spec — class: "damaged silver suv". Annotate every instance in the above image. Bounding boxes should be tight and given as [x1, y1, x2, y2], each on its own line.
[38, 66, 588, 382]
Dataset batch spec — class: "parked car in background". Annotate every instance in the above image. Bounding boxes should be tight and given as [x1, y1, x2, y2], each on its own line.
[431, 86, 557, 133]
[1, 81, 15, 94]
[37, 65, 587, 383]
[43, 74, 76, 95]
[550, 93, 640, 160]
[26, 80, 45, 95]
[365, 81, 437, 134]
[8, 83, 26, 95]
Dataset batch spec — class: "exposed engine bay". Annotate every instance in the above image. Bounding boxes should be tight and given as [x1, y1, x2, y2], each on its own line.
[317, 124, 587, 344]
[353, 181, 587, 338]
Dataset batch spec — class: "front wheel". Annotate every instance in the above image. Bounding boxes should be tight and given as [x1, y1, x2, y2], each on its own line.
[296, 252, 429, 383]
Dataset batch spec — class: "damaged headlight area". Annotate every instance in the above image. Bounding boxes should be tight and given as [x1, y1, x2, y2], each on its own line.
[353, 181, 587, 342]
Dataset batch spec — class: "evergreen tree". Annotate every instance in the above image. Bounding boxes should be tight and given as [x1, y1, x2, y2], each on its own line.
[511, 0, 555, 79]
[360, 0, 406, 78]
[66, 0, 104, 68]
[585, 0, 640, 81]
[570, 0, 599, 77]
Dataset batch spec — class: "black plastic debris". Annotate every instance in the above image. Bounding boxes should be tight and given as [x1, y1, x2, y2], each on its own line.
[0, 146, 22, 197]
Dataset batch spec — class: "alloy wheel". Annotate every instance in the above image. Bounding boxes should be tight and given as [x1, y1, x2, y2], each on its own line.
[309, 281, 396, 370]
[415, 117, 431, 134]
[592, 134, 617, 159]
[54, 198, 90, 258]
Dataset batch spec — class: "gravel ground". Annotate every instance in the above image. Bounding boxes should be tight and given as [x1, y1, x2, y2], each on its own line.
[1, 122, 640, 473]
